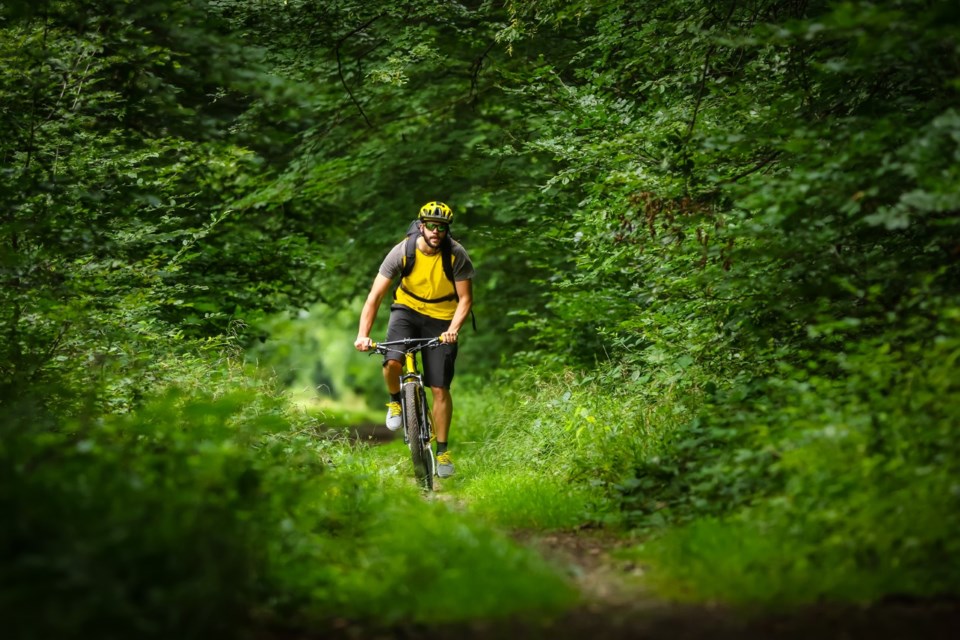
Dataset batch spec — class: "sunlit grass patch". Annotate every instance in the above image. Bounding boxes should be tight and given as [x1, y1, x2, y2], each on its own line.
[447, 374, 691, 530]
[271, 461, 578, 626]
[357, 495, 578, 623]
[263, 422, 579, 625]
[457, 469, 592, 529]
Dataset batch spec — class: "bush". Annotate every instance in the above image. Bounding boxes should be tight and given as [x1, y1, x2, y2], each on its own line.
[450, 372, 695, 529]
[1, 368, 576, 639]
[630, 333, 960, 604]
[0, 386, 309, 640]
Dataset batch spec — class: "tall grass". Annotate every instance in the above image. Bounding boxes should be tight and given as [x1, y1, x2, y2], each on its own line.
[1, 351, 576, 640]
[445, 336, 960, 608]
[447, 371, 695, 530]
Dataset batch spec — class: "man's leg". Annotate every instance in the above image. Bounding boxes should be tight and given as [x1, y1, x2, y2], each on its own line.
[383, 360, 402, 395]
[430, 386, 452, 443]
[382, 359, 403, 431]
[416, 312, 457, 477]
[431, 386, 455, 477]
[382, 308, 414, 431]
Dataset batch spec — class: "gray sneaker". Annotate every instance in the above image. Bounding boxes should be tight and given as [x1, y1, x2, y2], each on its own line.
[385, 401, 402, 431]
[436, 451, 455, 478]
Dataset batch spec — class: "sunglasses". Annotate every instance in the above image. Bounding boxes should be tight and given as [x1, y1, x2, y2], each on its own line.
[423, 222, 449, 233]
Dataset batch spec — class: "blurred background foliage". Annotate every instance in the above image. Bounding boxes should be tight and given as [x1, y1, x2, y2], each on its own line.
[2, 0, 959, 636]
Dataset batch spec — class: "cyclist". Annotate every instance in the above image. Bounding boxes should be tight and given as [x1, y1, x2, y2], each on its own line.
[354, 201, 475, 478]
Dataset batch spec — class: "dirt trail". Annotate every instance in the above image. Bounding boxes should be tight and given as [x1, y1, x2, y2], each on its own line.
[513, 528, 646, 606]
[504, 529, 960, 640]
[267, 518, 960, 640]
[296, 427, 960, 639]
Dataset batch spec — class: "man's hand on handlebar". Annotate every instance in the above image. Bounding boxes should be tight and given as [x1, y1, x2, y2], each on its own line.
[440, 330, 459, 344]
[354, 336, 373, 352]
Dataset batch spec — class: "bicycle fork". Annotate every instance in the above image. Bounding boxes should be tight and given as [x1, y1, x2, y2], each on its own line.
[399, 354, 436, 475]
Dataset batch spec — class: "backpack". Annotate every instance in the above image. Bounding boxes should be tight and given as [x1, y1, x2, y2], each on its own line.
[394, 219, 477, 331]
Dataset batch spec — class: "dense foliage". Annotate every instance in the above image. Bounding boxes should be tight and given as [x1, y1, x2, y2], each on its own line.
[475, 0, 960, 603]
[2, 0, 959, 635]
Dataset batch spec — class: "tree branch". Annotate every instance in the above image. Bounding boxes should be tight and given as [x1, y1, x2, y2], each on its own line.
[685, 44, 714, 142]
[685, 2, 738, 142]
[722, 153, 780, 184]
[469, 40, 497, 103]
[333, 14, 382, 129]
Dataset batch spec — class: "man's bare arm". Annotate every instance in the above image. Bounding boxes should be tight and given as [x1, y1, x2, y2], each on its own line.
[442, 279, 473, 343]
[355, 273, 394, 351]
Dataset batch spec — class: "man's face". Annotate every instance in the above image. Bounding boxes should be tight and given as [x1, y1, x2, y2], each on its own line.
[420, 221, 449, 248]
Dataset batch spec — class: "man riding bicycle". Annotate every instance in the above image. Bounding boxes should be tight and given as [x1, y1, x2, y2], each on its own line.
[354, 201, 475, 478]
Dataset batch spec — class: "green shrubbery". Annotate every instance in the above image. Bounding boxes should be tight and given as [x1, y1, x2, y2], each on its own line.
[636, 332, 960, 604]
[457, 0, 960, 609]
[4, 0, 959, 627]
[1, 350, 576, 640]
[2, 379, 301, 638]
[452, 326, 960, 605]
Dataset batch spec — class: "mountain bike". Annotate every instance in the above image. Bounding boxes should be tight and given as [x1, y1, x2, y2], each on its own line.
[370, 337, 441, 490]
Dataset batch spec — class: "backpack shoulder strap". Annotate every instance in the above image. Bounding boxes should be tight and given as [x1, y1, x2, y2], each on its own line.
[401, 232, 418, 278]
[400, 218, 422, 278]
[439, 237, 455, 284]
[445, 238, 478, 332]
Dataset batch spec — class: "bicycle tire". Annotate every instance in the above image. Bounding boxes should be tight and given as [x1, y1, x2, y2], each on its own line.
[420, 386, 436, 481]
[403, 381, 433, 490]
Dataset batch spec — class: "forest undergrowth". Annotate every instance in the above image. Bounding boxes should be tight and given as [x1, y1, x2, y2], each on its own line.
[4, 1, 959, 638]
[5, 325, 959, 639]
[1, 346, 575, 640]
[448, 340, 960, 609]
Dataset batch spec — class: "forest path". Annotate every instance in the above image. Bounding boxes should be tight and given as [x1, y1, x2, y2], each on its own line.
[271, 522, 959, 640]
[499, 528, 960, 639]
[293, 425, 960, 640]
[428, 487, 959, 639]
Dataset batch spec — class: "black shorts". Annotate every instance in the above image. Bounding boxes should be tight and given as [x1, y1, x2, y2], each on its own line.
[384, 305, 458, 389]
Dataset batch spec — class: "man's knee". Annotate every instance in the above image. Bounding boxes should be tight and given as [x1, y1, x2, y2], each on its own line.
[383, 360, 402, 387]
[384, 359, 402, 373]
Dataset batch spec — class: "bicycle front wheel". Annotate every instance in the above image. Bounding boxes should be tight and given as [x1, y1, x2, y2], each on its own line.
[403, 381, 433, 491]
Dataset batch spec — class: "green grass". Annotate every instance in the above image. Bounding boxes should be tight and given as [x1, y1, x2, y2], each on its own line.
[454, 468, 593, 529]
[306, 404, 381, 429]
[444, 373, 691, 531]
[2, 359, 580, 639]
[626, 517, 838, 606]
[264, 427, 579, 626]
[269, 457, 579, 627]
[632, 475, 960, 607]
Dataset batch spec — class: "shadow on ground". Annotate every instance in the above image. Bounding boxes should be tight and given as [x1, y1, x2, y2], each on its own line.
[262, 600, 960, 640]
[328, 421, 399, 444]
[292, 433, 959, 639]
[262, 528, 960, 640]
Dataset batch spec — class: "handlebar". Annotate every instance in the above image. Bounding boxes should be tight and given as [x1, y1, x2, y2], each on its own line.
[369, 336, 443, 355]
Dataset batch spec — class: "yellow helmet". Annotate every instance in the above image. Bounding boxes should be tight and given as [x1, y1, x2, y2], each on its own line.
[418, 201, 454, 224]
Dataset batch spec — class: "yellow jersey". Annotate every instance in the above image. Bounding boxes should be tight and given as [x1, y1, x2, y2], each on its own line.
[379, 238, 475, 321]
